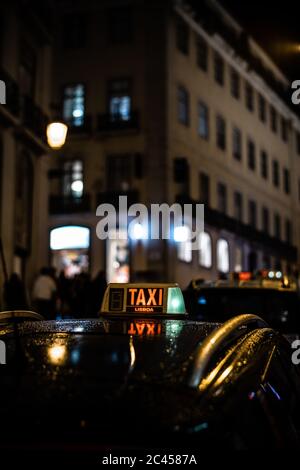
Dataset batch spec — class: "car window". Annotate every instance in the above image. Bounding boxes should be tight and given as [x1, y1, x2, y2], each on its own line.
[188, 288, 300, 332]
[188, 288, 264, 320]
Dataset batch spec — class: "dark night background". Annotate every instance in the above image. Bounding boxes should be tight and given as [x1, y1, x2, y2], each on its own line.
[220, 0, 300, 78]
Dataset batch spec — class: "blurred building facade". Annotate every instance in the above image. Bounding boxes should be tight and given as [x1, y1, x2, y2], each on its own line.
[4, 0, 299, 299]
[45, 0, 300, 287]
[0, 1, 52, 304]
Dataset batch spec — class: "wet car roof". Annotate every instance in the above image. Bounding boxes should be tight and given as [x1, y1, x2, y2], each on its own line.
[0, 318, 220, 447]
[2, 317, 218, 337]
[2, 319, 219, 384]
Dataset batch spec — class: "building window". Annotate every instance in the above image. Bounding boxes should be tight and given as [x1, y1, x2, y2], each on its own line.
[274, 213, 281, 239]
[106, 154, 140, 191]
[177, 226, 192, 263]
[199, 232, 212, 268]
[216, 114, 226, 150]
[217, 182, 227, 214]
[108, 79, 131, 121]
[285, 220, 292, 244]
[178, 86, 189, 126]
[230, 69, 240, 99]
[108, 7, 133, 44]
[272, 159, 280, 188]
[234, 191, 243, 222]
[234, 246, 243, 272]
[296, 132, 300, 155]
[232, 127, 242, 161]
[245, 83, 254, 111]
[258, 94, 266, 122]
[198, 101, 209, 139]
[199, 172, 210, 206]
[50, 226, 90, 251]
[106, 228, 130, 283]
[63, 84, 85, 127]
[248, 200, 257, 229]
[262, 207, 269, 234]
[247, 139, 256, 170]
[50, 226, 90, 278]
[214, 52, 224, 86]
[174, 157, 189, 184]
[260, 150, 268, 179]
[270, 106, 277, 133]
[176, 18, 189, 55]
[281, 117, 288, 142]
[217, 238, 229, 273]
[63, 14, 87, 48]
[196, 37, 208, 71]
[63, 160, 84, 198]
[283, 168, 290, 195]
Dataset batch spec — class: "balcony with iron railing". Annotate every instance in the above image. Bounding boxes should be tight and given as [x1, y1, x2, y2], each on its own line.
[67, 115, 92, 136]
[49, 193, 91, 215]
[186, 1, 299, 119]
[176, 195, 297, 261]
[97, 110, 140, 134]
[97, 189, 140, 207]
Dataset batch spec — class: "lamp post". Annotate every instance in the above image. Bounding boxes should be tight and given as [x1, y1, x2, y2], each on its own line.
[46, 103, 68, 149]
[46, 120, 68, 149]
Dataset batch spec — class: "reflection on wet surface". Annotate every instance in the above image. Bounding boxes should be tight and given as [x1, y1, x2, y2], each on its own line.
[0, 318, 221, 445]
[1, 319, 219, 384]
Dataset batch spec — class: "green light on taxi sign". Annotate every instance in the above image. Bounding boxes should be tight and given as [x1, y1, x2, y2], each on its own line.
[101, 283, 186, 316]
[166, 287, 186, 314]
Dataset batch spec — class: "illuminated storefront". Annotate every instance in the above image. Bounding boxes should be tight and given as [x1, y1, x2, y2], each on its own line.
[50, 225, 90, 277]
[106, 229, 130, 283]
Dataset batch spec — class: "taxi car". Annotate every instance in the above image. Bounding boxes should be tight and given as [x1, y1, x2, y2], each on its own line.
[0, 282, 300, 461]
[184, 271, 300, 334]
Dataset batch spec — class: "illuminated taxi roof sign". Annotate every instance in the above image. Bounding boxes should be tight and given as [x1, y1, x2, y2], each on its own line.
[101, 283, 186, 316]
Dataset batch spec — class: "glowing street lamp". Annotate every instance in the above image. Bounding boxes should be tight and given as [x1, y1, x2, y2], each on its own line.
[46, 120, 68, 149]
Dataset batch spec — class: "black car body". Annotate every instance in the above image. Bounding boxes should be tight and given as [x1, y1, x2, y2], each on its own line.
[0, 312, 300, 459]
[184, 284, 300, 334]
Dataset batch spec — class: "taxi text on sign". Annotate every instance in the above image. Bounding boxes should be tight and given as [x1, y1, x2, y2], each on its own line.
[127, 288, 164, 313]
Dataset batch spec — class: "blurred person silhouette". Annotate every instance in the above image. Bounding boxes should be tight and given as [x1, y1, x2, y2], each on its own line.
[89, 270, 107, 316]
[70, 272, 91, 318]
[3, 273, 28, 311]
[57, 270, 71, 317]
[32, 267, 57, 319]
